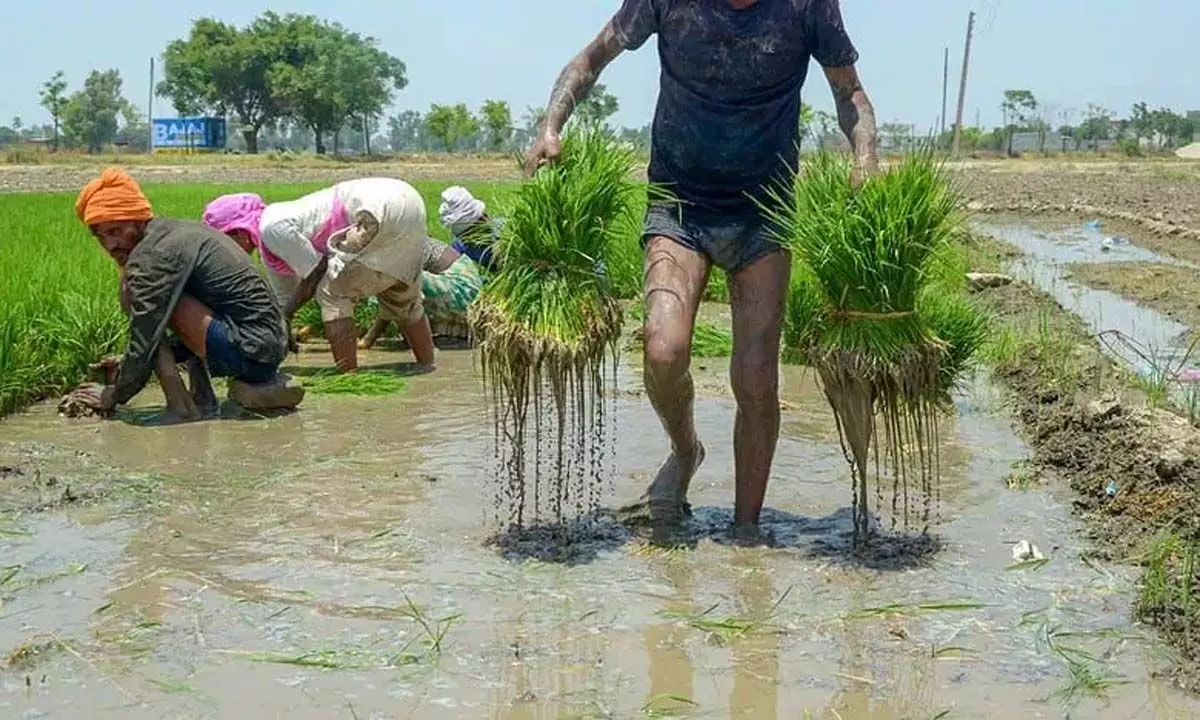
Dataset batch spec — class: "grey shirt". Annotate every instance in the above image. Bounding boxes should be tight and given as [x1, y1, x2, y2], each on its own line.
[115, 218, 288, 404]
[612, 0, 859, 215]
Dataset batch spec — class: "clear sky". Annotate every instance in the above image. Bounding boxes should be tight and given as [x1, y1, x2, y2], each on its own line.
[4, 0, 1197, 132]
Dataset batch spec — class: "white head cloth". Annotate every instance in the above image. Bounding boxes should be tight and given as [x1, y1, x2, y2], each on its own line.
[439, 186, 486, 236]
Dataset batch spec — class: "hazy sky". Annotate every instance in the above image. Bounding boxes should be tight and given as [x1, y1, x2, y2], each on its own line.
[4, 0, 1197, 132]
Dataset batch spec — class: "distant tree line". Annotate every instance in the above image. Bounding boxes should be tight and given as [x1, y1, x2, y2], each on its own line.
[1, 17, 1195, 158]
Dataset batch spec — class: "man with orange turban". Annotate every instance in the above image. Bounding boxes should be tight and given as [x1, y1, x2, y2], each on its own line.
[67, 168, 304, 419]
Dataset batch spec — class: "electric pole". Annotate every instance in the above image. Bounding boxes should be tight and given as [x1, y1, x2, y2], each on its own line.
[148, 58, 155, 153]
[951, 10, 976, 158]
[940, 47, 949, 138]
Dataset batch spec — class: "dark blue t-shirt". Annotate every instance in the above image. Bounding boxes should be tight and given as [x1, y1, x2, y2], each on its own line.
[612, 0, 859, 215]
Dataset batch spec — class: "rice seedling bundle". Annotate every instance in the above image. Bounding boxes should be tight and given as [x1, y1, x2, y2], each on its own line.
[769, 150, 987, 545]
[469, 127, 642, 532]
[299, 370, 408, 396]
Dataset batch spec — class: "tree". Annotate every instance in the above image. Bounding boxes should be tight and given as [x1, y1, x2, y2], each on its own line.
[575, 83, 619, 127]
[388, 110, 433, 152]
[1077, 104, 1115, 151]
[797, 102, 815, 150]
[266, 15, 407, 155]
[1000, 89, 1038, 157]
[480, 99, 513, 152]
[879, 122, 913, 152]
[40, 71, 69, 151]
[159, 16, 290, 153]
[1129, 102, 1152, 144]
[62, 70, 131, 154]
[426, 103, 480, 153]
[812, 110, 837, 148]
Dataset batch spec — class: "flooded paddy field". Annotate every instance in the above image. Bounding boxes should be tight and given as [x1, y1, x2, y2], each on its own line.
[3, 344, 1198, 719]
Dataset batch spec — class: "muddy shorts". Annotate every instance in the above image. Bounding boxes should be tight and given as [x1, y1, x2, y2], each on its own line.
[318, 259, 422, 326]
[420, 256, 482, 338]
[643, 202, 783, 275]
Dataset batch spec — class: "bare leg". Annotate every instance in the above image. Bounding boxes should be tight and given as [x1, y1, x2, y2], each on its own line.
[325, 318, 360, 372]
[359, 317, 389, 350]
[621, 236, 710, 522]
[155, 343, 199, 421]
[185, 357, 219, 415]
[167, 295, 215, 358]
[729, 251, 791, 530]
[400, 315, 437, 368]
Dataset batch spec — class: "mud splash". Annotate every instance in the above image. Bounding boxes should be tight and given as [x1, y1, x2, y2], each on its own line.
[2, 349, 1199, 717]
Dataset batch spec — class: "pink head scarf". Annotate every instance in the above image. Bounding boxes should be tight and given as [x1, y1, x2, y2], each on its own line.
[202, 193, 290, 274]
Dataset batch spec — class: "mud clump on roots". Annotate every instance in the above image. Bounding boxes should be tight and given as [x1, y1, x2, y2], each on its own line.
[470, 295, 622, 544]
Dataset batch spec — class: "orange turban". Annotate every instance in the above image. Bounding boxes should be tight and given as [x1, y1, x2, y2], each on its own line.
[75, 168, 154, 226]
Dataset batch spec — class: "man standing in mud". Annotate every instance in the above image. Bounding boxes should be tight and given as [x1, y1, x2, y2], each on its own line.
[524, 0, 879, 540]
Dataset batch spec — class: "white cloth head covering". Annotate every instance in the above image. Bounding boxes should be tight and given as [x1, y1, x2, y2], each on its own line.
[439, 186, 486, 236]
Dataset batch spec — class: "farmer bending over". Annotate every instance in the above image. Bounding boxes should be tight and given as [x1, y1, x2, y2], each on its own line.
[525, 0, 879, 538]
[358, 237, 482, 350]
[203, 179, 443, 372]
[438, 186, 502, 272]
[67, 168, 303, 418]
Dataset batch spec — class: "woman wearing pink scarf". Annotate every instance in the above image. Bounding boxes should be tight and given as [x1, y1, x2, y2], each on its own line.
[203, 178, 453, 373]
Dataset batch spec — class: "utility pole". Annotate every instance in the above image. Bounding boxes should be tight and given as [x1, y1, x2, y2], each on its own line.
[148, 58, 155, 153]
[940, 47, 949, 138]
[951, 10, 976, 158]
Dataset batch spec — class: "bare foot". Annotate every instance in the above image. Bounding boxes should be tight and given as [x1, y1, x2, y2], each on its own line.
[617, 441, 706, 525]
[730, 522, 777, 548]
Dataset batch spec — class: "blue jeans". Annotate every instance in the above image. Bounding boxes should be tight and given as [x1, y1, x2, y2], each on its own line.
[172, 318, 278, 385]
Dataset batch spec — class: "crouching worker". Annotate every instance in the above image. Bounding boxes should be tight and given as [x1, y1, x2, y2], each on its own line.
[358, 238, 482, 350]
[66, 168, 304, 419]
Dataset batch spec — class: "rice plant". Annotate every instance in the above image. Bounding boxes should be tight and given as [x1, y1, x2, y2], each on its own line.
[469, 126, 643, 532]
[767, 149, 987, 545]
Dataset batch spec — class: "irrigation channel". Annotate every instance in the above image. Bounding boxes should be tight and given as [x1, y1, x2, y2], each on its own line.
[3, 237, 1200, 718]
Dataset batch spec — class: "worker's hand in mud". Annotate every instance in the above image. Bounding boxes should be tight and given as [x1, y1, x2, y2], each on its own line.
[70, 383, 117, 412]
[89, 355, 122, 385]
[523, 130, 562, 177]
[850, 151, 880, 190]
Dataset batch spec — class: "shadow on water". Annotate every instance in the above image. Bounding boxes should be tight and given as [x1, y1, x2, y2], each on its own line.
[488, 505, 940, 570]
[110, 403, 297, 427]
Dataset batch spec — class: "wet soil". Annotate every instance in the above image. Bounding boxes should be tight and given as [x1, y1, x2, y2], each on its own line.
[959, 160, 1200, 240]
[1068, 263, 1200, 336]
[3, 346, 1196, 717]
[966, 232, 1200, 690]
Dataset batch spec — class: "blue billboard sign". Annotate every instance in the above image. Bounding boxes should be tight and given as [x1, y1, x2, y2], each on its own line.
[152, 117, 227, 151]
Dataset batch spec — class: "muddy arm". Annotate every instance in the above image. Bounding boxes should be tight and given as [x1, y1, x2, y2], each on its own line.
[824, 64, 879, 183]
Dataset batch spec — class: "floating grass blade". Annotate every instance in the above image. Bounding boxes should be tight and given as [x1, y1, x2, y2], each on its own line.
[766, 148, 984, 546]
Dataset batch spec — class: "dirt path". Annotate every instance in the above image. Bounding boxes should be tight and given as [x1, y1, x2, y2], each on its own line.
[0, 156, 523, 193]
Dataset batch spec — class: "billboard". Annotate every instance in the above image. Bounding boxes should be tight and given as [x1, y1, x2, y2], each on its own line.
[152, 117, 227, 151]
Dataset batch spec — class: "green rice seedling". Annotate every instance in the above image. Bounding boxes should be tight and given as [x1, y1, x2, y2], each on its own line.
[299, 370, 408, 396]
[469, 126, 643, 530]
[768, 149, 986, 544]
[845, 599, 985, 620]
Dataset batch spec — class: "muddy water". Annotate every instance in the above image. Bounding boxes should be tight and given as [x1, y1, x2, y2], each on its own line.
[976, 216, 1200, 378]
[2, 349, 1198, 718]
